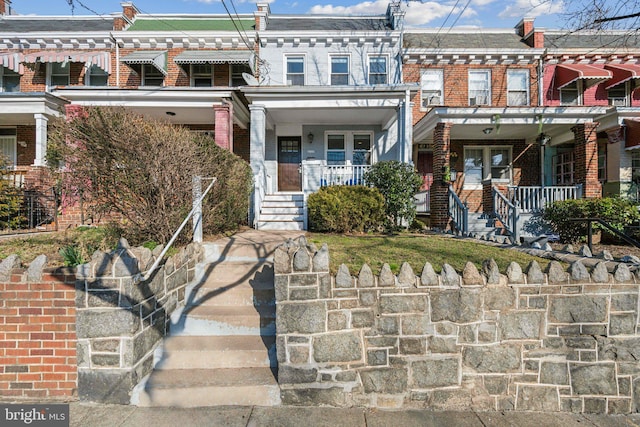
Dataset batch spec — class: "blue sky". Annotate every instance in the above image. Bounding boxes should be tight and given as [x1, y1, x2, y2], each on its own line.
[7, 0, 567, 29]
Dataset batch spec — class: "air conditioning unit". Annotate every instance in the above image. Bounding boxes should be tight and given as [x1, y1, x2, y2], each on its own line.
[423, 95, 441, 107]
[610, 97, 627, 107]
[470, 95, 488, 106]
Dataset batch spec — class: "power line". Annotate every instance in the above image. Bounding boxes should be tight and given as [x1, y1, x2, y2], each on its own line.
[220, 0, 253, 50]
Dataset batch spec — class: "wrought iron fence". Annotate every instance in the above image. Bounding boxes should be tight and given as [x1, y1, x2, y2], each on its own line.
[0, 187, 58, 235]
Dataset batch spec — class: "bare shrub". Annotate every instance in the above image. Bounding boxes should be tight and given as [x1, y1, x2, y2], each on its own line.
[47, 107, 252, 245]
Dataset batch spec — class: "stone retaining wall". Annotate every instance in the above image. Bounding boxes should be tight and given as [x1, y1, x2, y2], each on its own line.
[75, 240, 203, 404]
[274, 237, 640, 414]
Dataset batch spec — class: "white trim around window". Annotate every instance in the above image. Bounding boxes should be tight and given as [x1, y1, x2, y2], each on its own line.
[329, 54, 350, 86]
[0, 130, 18, 168]
[420, 68, 443, 109]
[506, 69, 529, 106]
[0, 67, 20, 92]
[285, 54, 305, 86]
[560, 80, 582, 106]
[463, 145, 512, 189]
[85, 64, 109, 86]
[368, 54, 388, 85]
[324, 131, 375, 165]
[47, 62, 70, 90]
[468, 69, 491, 106]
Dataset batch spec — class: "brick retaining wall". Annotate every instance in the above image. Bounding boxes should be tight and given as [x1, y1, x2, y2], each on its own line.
[274, 237, 640, 414]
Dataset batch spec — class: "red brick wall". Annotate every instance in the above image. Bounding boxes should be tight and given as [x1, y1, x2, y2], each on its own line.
[405, 63, 540, 125]
[0, 270, 77, 400]
[431, 122, 452, 230]
[16, 126, 35, 167]
[234, 125, 250, 162]
[574, 123, 601, 198]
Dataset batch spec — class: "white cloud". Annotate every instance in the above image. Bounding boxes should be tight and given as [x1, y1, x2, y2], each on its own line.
[498, 0, 564, 19]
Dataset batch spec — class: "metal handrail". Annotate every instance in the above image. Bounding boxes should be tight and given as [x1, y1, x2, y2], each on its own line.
[448, 186, 468, 234]
[567, 217, 640, 252]
[141, 177, 216, 282]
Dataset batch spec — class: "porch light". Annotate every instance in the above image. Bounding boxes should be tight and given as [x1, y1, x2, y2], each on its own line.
[482, 127, 493, 135]
[307, 133, 314, 144]
[537, 133, 551, 146]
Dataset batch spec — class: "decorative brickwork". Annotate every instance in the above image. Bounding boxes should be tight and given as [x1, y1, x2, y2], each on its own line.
[275, 237, 640, 413]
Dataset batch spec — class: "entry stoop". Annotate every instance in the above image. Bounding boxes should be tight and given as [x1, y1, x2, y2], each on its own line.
[133, 231, 302, 407]
[257, 193, 304, 230]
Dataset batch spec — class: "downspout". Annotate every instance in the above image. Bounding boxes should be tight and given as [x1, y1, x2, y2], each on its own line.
[110, 33, 120, 87]
[405, 88, 412, 164]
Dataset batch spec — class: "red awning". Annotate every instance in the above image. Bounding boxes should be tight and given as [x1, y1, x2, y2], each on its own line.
[625, 119, 640, 150]
[604, 63, 640, 90]
[554, 63, 612, 89]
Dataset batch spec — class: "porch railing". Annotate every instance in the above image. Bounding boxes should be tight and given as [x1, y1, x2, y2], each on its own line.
[321, 165, 370, 187]
[507, 185, 583, 213]
[494, 187, 519, 244]
[253, 165, 268, 227]
[414, 190, 430, 214]
[448, 186, 468, 234]
[2, 170, 26, 188]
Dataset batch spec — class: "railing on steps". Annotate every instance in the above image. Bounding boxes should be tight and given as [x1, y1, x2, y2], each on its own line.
[507, 184, 583, 213]
[493, 187, 519, 244]
[253, 165, 268, 228]
[448, 186, 468, 234]
[321, 165, 371, 187]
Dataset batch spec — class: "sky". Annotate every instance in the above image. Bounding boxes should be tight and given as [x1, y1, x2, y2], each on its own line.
[6, 0, 568, 29]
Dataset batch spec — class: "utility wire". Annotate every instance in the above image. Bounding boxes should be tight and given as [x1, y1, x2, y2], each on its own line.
[220, 0, 253, 50]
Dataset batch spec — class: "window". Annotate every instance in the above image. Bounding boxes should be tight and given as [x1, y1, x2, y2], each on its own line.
[552, 151, 574, 185]
[327, 134, 345, 165]
[49, 62, 70, 87]
[463, 146, 512, 187]
[87, 64, 108, 86]
[0, 67, 19, 92]
[352, 134, 371, 165]
[191, 64, 214, 87]
[507, 69, 529, 106]
[231, 64, 252, 87]
[421, 69, 443, 107]
[560, 81, 580, 105]
[330, 56, 349, 86]
[598, 142, 606, 182]
[469, 70, 491, 105]
[369, 56, 387, 85]
[0, 128, 17, 168]
[633, 151, 640, 184]
[608, 84, 628, 106]
[286, 56, 304, 85]
[142, 64, 164, 86]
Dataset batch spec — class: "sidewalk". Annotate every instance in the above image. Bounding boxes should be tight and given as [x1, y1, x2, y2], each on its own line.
[70, 402, 640, 427]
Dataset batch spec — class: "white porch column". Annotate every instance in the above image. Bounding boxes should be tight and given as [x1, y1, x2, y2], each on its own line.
[249, 104, 266, 174]
[33, 113, 48, 166]
[404, 90, 414, 164]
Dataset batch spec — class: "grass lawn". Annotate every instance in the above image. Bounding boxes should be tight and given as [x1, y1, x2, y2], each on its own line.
[307, 232, 554, 275]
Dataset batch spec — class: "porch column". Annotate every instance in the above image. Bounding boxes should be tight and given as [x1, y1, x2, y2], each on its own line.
[214, 102, 233, 151]
[33, 113, 48, 166]
[572, 122, 601, 198]
[431, 122, 452, 230]
[249, 104, 266, 175]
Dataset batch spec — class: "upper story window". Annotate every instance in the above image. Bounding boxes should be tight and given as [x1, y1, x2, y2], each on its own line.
[191, 64, 214, 87]
[49, 62, 70, 87]
[369, 56, 387, 85]
[560, 81, 581, 105]
[142, 64, 164, 87]
[231, 64, 252, 87]
[0, 67, 20, 92]
[86, 64, 108, 86]
[421, 69, 443, 107]
[608, 83, 629, 106]
[507, 69, 529, 106]
[330, 56, 349, 86]
[286, 56, 305, 85]
[469, 70, 491, 106]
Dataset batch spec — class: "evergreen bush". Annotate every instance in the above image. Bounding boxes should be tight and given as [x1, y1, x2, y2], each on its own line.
[307, 185, 385, 233]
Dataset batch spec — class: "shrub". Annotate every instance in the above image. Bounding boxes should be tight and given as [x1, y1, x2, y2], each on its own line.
[47, 107, 252, 245]
[543, 197, 640, 243]
[307, 185, 385, 233]
[0, 156, 26, 230]
[363, 161, 422, 229]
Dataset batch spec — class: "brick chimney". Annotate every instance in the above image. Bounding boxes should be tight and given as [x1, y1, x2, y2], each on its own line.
[255, 3, 270, 31]
[114, 2, 139, 30]
[515, 17, 544, 48]
[0, 0, 11, 15]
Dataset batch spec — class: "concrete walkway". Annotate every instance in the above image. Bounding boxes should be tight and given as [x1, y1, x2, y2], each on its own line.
[70, 402, 640, 426]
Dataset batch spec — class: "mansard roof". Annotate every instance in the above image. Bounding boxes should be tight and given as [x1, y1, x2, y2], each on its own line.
[126, 17, 255, 32]
[544, 31, 640, 50]
[404, 31, 530, 50]
[0, 16, 114, 32]
[265, 16, 392, 32]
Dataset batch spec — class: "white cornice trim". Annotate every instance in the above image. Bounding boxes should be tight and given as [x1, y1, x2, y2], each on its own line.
[112, 32, 256, 49]
[0, 33, 113, 50]
[403, 48, 544, 65]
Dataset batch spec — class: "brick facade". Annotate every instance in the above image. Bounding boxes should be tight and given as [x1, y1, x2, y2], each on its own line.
[573, 122, 602, 198]
[0, 268, 77, 400]
[431, 123, 451, 230]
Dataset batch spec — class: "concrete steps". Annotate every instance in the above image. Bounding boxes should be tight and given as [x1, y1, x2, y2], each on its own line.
[133, 231, 304, 407]
[257, 193, 304, 231]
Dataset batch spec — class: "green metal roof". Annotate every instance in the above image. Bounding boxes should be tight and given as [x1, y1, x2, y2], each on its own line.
[126, 19, 255, 32]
